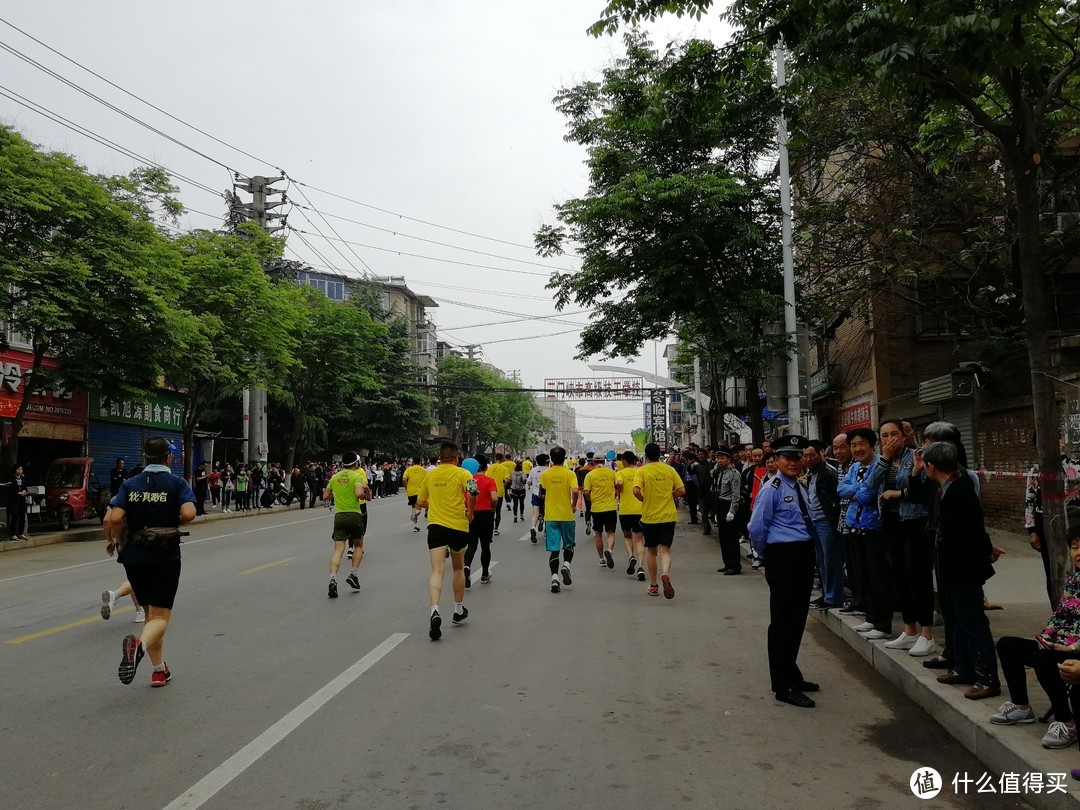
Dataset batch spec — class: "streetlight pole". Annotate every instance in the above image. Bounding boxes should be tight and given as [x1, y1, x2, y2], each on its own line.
[775, 43, 802, 433]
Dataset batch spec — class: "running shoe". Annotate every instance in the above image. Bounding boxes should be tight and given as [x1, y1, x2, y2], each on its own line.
[585, 524, 592, 535]
[647, 584, 659, 596]
[494, 529, 500, 536]
[101, 590, 118, 620]
[328, 579, 338, 599]
[530, 528, 537, 543]
[480, 574, 493, 585]
[989, 702, 1036, 725]
[413, 526, 421, 533]
[598, 558, 608, 567]
[661, 574, 675, 599]
[134, 608, 146, 624]
[637, 568, 646, 581]
[1043, 721, 1077, 749]
[551, 575, 561, 593]
[118, 635, 144, 685]
[151, 664, 172, 688]
[513, 517, 518, 523]
[345, 574, 361, 591]
[429, 610, 442, 641]
[561, 562, 572, 586]
[626, 556, 637, 576]
[604, 550, 614, 569]
[464, 566, 472, 589]
[453, 607, 469, 624]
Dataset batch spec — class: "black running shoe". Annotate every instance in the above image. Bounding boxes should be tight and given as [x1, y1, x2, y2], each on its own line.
[551, 576, 561, 593]
[345, 574, 361, 591]
[328, 579, 338, 599]
[464, 566, 472, 589]
[561, 562, 572, 586]
[626, 556, 637, 576]
[453, 606, 469, 624]
[636, 568, 646, 581]
[429, 611, 442, 640]
[118, 634, 144, 685]
[604, 549, 614, 569]
[530, 528, 537, 543]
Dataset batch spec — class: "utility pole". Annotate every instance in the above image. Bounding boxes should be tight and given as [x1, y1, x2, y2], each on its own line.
[775, 44, 803, 434]
[464, 345, 481, 362]
[232, 173, 287, 465]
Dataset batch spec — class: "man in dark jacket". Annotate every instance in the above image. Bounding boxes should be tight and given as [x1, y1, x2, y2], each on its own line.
[923, 440, 1000, 700]
[683, 451, 701, 525]
[693, 449, 713, 534]
[803, 440, 843, 608]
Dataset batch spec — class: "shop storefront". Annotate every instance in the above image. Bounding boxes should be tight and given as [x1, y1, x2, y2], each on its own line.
[88, 391, 185, 476]
[0, 349, 88, 483]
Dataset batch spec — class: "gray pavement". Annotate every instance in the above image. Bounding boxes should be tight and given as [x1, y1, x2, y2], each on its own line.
[0, 498, 1031, 809]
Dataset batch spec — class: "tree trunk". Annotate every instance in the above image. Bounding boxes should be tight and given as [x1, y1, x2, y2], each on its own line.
[1012, 159, 1068, 600]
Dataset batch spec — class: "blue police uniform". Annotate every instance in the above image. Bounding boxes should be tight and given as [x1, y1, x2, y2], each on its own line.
[747, 436, 818, 707]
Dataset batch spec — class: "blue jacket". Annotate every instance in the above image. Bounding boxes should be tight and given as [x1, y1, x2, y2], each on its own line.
[864, 448, 928, 522]
[837, 456, 883, 532]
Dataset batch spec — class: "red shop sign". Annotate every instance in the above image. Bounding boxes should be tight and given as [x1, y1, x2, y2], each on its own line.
[0, 350, 89, 425]
[837, 398, 873, 431]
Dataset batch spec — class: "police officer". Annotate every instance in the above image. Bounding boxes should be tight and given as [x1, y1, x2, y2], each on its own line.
[104, 437, 196, 687]
[748, 435, 819, 708]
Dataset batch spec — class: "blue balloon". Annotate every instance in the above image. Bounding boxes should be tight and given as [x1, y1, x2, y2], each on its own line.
[605, 449, 617, 461]
[462, 457, 480, 474]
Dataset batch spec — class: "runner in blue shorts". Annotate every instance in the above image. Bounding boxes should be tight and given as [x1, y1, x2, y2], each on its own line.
[538, 446, 578, 593]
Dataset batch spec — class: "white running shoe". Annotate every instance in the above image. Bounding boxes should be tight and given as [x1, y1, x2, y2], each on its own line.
[862, 629, 890, 640]
[908, 636, 938, 657]
[100, 590, 117, 620]
[852, 621, 875, 632]
[133, 607, 146, 623]
[884, 632, 919, 650]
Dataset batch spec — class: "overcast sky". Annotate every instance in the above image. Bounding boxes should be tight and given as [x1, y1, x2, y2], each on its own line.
[0, 2, 729, 442]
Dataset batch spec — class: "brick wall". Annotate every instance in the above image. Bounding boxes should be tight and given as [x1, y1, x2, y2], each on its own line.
[974, 396, 1034, 532]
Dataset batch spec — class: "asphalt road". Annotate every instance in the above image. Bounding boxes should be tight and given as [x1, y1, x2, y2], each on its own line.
[0, 496, 1033, 810]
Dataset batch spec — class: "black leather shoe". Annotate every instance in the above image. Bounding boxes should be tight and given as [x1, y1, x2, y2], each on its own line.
[717, 567, 730, 573]
[723, 569, 742, 576]
[797, 680, 820, 693]
[922, 656, 953, 670]
[775, 689, 815, 708]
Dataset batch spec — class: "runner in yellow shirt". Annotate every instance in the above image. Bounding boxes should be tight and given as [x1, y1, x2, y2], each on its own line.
[403, 457, 428, 534]
[615, 451, 646, 580]
[634, 442, 686, 599]
[584, 462, 618, 569]
[522, 458, 533, 475]
[538, 446, 578, 593]
[491, 453, 510, 535]
[416, 442, 478, 640]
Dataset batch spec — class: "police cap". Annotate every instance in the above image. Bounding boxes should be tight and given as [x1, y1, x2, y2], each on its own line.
[772, 435, 809, 457]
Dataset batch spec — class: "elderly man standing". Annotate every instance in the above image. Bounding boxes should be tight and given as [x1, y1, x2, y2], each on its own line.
[803, 440, 842, 609]
[749, 435, 819, 708]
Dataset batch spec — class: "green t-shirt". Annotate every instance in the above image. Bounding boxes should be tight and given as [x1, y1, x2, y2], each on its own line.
[329, 468, 368, 513]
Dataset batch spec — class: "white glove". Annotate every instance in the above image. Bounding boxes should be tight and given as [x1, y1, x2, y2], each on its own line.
[726, 513, 735, 523]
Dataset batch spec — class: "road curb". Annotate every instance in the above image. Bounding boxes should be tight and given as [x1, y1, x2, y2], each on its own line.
[809, 605, 1080, 809]
[0, 501, 309, 553]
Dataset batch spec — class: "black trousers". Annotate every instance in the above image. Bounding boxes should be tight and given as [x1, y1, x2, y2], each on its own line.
[466, 510, 494, 577]
[716, 499, 740, 572]
[853, 531, 893, 632]
[997, 636, 1073, 720]
[494, 497, 503, 530]
[685, 482, 699, 523]
[887, 517, 933, 627]
[764, 541, 815, 694]
[948, 585, 999, 687]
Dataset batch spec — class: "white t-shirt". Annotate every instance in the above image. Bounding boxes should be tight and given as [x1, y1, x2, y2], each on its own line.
[526, 464, 547, 497]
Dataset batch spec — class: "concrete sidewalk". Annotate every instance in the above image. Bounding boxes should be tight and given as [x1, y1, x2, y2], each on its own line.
[0, 499, 312, 553]
[799, 526, 1080, 810]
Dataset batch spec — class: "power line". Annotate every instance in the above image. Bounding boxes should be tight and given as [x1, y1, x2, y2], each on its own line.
[428, 296, 591, 324]
[289, 193, 373, 280]
[287, 227, 557, 278]
[0, 16, 281, 170]
[290, 202, 571, 270]
[438, 311, 590, 331]
[481, 327, 583, 345]
[0, 84, 225, 198]
[288, 181, 376, 279]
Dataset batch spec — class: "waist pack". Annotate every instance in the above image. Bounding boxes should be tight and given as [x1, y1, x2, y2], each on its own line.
[128, 526, 188, 551]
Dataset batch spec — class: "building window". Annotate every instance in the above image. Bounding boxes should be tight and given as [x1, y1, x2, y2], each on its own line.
[915, 279, 979, 338]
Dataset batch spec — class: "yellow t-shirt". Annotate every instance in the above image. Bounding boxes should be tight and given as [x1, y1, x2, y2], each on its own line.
[539, 465, 575, 522]
[615, 467, 642, 515]
[502, 460, 516, 486]
[636, 462, 684, 524]
[522, 460, 533, 475]
[418, 464, 477, 533]
[403, 464, 427, 496]
[489, 462, 508, 497]
[583, 467, 617, 513]
[329, 468, 368, 513]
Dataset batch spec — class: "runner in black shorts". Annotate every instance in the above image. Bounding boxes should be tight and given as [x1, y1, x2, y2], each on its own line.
[616, 452, 646, 580]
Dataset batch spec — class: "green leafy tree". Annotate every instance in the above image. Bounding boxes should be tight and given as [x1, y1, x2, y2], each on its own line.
[436, 356, 505, 450]
[165, 224, 301, 478]
[536, 32, 788, 438]
[270, 285, 385, 472]
[0, 126, 183, 465]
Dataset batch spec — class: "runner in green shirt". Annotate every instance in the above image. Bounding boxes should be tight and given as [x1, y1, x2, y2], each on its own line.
[322, 452, 370, 598]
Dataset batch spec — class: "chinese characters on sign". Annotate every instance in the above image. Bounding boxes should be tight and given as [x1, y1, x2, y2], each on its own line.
[0, 350, 88, 424]
[545, 377, 645, 401]
[649, 389, 668, 451]
[91, 392, 185, 431]
[836, 395, 873, 431]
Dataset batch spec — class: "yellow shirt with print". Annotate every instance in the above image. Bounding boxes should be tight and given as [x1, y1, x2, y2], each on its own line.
[583, 466, 617, 513]
[636, 462, 683, 524]
[539, 465, 575, 522]
[489, 462, 508, 497]
[522, 459, 533, 475]
[403, 464, 427, 496]
[616, 467, 642, 515]
[501, 461, 516, 489]
[329, 468, 368, 513]
[418, 464, 476, 533]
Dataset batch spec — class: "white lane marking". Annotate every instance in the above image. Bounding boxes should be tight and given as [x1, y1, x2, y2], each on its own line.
[161, 633, 409, 810]
[0, 498, 407, 585]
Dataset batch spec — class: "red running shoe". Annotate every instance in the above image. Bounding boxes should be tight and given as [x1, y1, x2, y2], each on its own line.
[661, 574, 675, 599]
[151, 664, 172, 688]
[118, 635, 144, 685]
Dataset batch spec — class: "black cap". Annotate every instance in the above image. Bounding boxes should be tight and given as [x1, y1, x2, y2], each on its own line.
[715, 447, 733, 458]
[772, 435, 809, 457]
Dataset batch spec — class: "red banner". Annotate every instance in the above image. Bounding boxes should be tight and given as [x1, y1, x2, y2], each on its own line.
[0, 350, 89, 425]
[837, 397, 873, 431]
